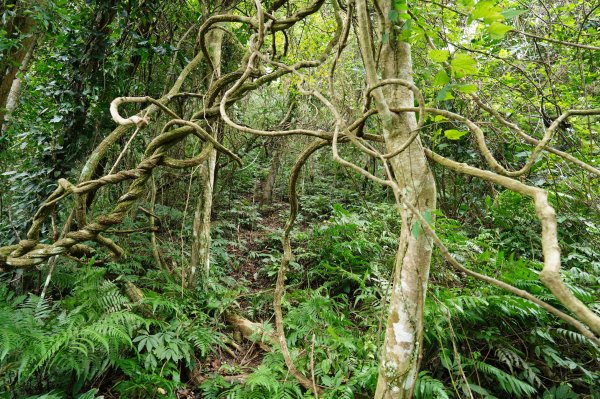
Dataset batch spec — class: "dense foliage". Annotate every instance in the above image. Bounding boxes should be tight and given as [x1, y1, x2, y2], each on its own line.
[1, 0, 598, 398]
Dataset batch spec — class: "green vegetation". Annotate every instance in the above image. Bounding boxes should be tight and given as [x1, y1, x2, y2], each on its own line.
[0, 0, 598, 398]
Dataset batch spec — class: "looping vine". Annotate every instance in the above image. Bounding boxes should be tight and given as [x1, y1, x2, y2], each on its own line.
[1, 3, 599, 397]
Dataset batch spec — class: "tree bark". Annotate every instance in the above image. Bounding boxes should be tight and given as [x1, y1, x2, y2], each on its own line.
[356, 1, 436, 397]
[376, 49, 436, 399]
[190, 27, 224, 285]
[190, 148, 217, 284]
[0, 40, 34, 135]
[260, 138, 284, 208]
[0, 0, 38, 134]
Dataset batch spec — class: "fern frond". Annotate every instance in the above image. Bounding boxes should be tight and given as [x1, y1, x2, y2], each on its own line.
[189, 326, 218, 357]
[474, 360, 536, 397]
[495, 347, 525, 373]
[414, 371, 450, 399]
[555, 328, 595, 346]
[247, 365, 278, 393]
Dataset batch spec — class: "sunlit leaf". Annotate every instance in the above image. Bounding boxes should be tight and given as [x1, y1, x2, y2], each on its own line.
[433, 70, 450, 86]
[488, 22, 513, 39]
[451, 53, 479, 77]
[455, 83, 478, 93]
[429, 49, 450, 63]
[501, 9, 528, 19]
[394, 0, 408, 10]
[471, 0, 504, 23]
[436, 85, 455, 101]
[444, 129, 468, 140]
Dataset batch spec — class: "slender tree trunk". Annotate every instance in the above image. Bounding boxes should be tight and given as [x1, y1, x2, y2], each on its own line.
[190, 28, 224, 285]
[260, 138, 283, 208]
[375, 63, 436, 398]
[191, 149, 217, 283]
[356, 1, 436, 397]
[1, 40, 34, 135]
[375, 40, 436, 399]
[0, 0, 38, 134]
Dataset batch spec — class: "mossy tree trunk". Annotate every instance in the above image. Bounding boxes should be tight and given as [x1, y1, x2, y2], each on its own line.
[356, 1, 437, 397]
[260, 138, 284, 208]
[190, 27, 224, 286]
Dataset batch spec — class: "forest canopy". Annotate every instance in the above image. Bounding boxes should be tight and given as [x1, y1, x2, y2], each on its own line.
[0, 0, 599, 398]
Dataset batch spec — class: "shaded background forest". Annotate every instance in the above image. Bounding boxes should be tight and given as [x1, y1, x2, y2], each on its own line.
[0, 0, 599, 398]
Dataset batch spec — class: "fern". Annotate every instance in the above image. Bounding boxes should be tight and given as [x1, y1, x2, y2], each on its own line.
[200, 375, 231, 399]
[274, 383, 303, 399]
[115, 358, 182, 398]
[473, 360, 537, 397]
[554, 327, 596, 346]
[246, 365, 278, 393]
[414, 372, 450, 399]
[495, 347, 525, 374]
[189, 326, 219, 357]
[23, 393, 64, 399]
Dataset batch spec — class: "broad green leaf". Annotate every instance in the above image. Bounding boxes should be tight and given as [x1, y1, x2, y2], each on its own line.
[390, 7, 410, 23]
[436, 85, 454, 101]
[433, 70, 450, 86]
[394, 0, 408, 10]
[429, 49, 450, 63]
[444, 129, 468, 140]
[471, 0, 504, 23]
[400, 19, 413, 40]
[501, 9, 527, 19]
[451, 53, 478, 77]
[456, 83, 478, 93]
[488, 22, 513, 39]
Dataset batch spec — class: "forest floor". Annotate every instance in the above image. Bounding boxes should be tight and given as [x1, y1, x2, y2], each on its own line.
[183, 202, 290, 397]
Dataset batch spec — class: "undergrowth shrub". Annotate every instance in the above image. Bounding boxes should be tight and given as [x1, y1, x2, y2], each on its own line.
[0, 259, 222, 399]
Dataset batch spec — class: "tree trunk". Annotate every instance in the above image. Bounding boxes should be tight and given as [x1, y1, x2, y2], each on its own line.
[1, 40, 34, 135]
[356, 1, 437, 397]
[260, 138, 283, 208]
[190, 144, 218, 284]
[0, 0, 38, 134]
[375, 53, 436, 398]
[190, 27, 224, 285]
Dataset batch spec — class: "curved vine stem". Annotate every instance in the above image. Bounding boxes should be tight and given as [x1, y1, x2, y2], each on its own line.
[274, 139, 330, 395]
